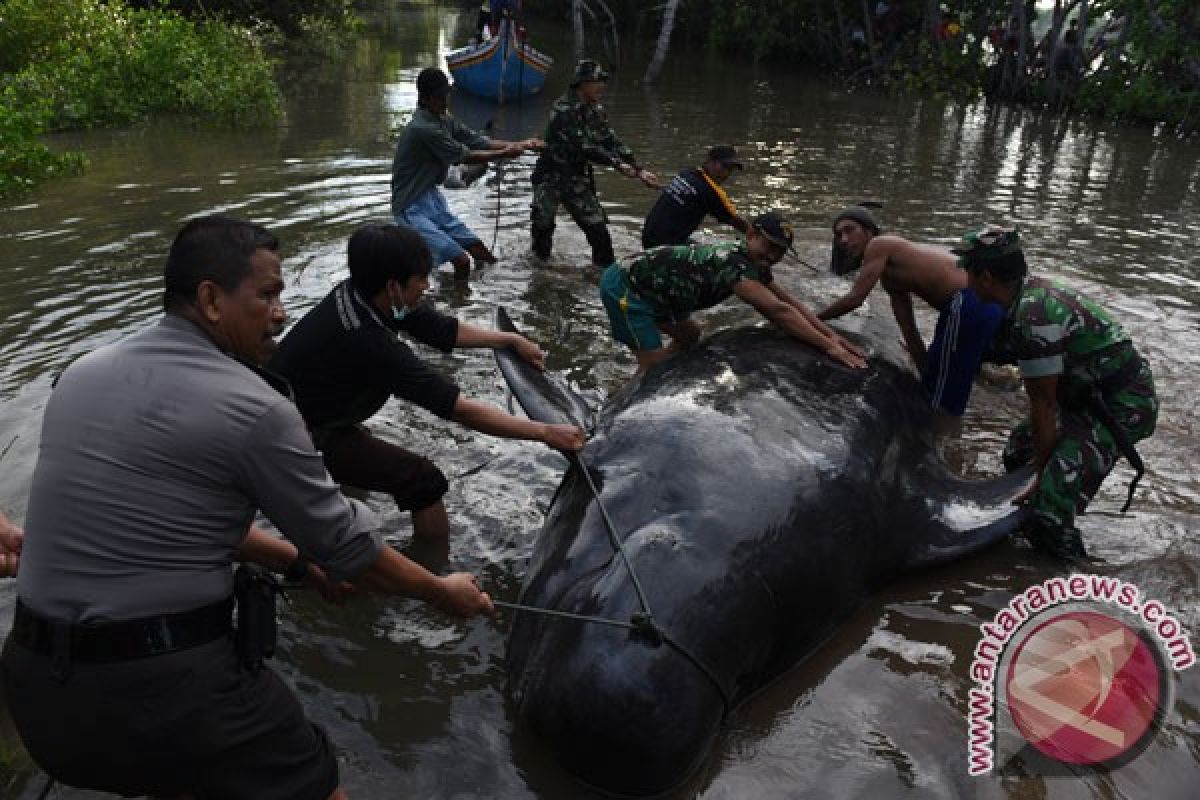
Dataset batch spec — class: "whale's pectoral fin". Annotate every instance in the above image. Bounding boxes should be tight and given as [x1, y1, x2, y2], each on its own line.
[900, 463, 1037, 570]
[494, 307, 594, 430]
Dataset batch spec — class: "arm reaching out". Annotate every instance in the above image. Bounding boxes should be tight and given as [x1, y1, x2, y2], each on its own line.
[455, 321, 546, 371]
[770, 282, 867, 359]
[452, 396, 586, 451]
[890, 290, 927, 373]
[735, 279, 867, 369]
[818, 239, 888, 320]
[1013, 374, 1060, 505]
[354, 545, 494, 617]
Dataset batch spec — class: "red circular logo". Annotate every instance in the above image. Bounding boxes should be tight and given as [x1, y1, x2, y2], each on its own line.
[1005, 610, 1164, 766]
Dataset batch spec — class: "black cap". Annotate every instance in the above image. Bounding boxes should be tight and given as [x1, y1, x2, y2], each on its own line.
[416, 67, 451, 97]
[752, 211, 796, 254]
[706, 144, 743, 170]
[832, 205, 881, 235]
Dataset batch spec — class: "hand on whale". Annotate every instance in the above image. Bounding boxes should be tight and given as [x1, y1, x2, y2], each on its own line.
[494, 308, 1030, 796]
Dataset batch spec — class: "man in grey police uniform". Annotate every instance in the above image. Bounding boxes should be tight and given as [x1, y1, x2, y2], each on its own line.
[1, 216, 493, 800]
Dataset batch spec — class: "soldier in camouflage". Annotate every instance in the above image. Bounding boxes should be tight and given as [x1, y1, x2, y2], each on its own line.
[599, 211, 867, 374]
[530, 59, 659, 268]
[961, 225, 1158, 563]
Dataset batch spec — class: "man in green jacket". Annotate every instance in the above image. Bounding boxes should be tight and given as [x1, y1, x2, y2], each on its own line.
[530, 59, 658, 268]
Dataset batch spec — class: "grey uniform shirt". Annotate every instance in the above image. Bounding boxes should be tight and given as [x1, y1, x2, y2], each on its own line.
[17, 315, 383, 623]
[390, 107, 491, 215]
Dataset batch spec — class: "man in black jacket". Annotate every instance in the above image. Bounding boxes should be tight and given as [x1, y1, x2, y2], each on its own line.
[270, 223, 585, 544]
[641, 145, 749, 249]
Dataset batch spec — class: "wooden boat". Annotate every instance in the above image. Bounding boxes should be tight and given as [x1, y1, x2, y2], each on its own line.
[445, 18, 552, 103]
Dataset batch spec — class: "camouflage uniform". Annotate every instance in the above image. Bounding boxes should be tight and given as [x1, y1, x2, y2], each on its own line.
[624, 242, 769, 318]
[530, 88, 638, 267]
[999, 276, 1157, 539]
[600, 242, 769, 351]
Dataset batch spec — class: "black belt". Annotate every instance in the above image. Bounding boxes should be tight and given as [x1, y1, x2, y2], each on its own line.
[11, 596, 233, 666]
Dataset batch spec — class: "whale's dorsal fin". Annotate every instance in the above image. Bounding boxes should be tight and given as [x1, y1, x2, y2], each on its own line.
[494, 307, 593, 430]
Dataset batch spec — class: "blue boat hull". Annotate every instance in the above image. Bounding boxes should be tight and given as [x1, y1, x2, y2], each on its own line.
[446, 20, 552, 103]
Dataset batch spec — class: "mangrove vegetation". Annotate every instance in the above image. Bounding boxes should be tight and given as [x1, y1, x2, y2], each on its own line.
[0, 0, 355, 197]
[566, 0, 1200, 131]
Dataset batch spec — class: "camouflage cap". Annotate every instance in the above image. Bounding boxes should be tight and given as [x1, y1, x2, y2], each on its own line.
[953, 225, 1027, 279]
[571, 59, 610, 86]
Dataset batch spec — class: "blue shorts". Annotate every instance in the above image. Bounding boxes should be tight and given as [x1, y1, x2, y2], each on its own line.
[599, 263, 665, 351]
[923, 287, 1004, 416]
[395, 187, 479, 267]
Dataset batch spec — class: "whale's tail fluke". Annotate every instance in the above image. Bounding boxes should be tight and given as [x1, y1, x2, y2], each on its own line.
[494, 307, 593, 430]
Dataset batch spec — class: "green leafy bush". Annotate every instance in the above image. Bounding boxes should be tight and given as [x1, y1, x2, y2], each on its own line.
[2, 0, 281, 129]
[0, 84, 85, 197]
[0, 0, 285, 196]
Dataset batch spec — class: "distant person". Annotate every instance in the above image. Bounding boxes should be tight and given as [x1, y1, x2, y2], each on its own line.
[391, 66, 543, 281]
[0, 510, 20, 578]
[474, 0, 491, 40]
[641, 144, 750, 250]
[1053, 28, 1085, 81]
[1, 216, 493, 800]
[818, 205, 1003, 418]
[960, 226, 1158, 563]
[600, 211, 866, 374]
[269, 224, 585, 545]
[492, 0, 519, 29]
[530, 59, 659, 269]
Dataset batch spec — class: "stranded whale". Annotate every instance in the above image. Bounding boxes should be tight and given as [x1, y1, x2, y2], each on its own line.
[494, 308, 1029, 796]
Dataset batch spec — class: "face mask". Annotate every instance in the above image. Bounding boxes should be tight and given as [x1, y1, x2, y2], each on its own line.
[388, 283, 411, 321]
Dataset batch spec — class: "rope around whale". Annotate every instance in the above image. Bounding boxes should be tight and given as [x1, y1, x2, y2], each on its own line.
[494, 451, 734, 717]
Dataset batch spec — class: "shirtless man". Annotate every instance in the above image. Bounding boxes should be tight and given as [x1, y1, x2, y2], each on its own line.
[818, 205, 1003, 417]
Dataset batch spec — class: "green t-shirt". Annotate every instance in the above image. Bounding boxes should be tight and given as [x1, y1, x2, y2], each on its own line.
[390, 107, 490, 213]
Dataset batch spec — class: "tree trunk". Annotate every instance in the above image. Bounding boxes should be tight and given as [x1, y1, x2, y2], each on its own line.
[860, 0, 877, 72]
[925, 0, 940, 47]
[814, 0, 829, 65]
[644, 0, 681, 84]
[590, 0, 621, 64]
[1013, 0, 1030, 96]
[573, 0, 585, 62]
[833, 0, 847, 67]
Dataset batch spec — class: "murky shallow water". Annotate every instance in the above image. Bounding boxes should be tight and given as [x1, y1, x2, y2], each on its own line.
[2, 2, 1198, 798]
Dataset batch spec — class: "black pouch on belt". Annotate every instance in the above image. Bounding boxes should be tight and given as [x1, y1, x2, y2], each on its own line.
[234, 564, 281, 673]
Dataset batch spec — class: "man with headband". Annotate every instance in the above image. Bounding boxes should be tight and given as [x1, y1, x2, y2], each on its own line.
[961, 225, 1157, 563]
[818, 204, 1003, 419]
